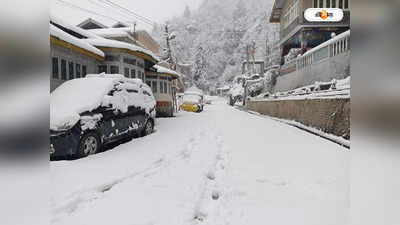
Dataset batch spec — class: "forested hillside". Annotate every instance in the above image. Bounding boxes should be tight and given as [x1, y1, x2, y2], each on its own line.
[152, 0, 277, 91]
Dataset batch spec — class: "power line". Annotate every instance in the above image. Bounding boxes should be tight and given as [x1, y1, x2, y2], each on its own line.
[86, 0, 152, 27]
[97, 0, 156, 25]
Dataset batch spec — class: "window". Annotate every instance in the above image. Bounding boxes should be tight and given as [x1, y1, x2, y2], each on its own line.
[82, 65, 87, 77]
[127, 89, 138, 93]
[52, 57, 59, 79]
[326, 0, 330, 7]
[123, 57, 136, 66]
[164, 82, 168, 94]
[124, 67, 129, 78]
[76, 64, 81, 78]
[110, 65, 119, 74]
[131, 69, 136, 78]
[339, 0, 343, 9]
[332, 0, 336, 7]
[344, 0, 348, 9]
[105, 55, 120, 62]
[68, 61, 74, 80]
[61, 59, 67, 80]
[319, 0, 323, 7]
[98, 65, 107, 73]
[160, 81, 164, 93]
[152, 81, 157, 93]
[314, 0, 318, 7]
[283, 0, 299, 28]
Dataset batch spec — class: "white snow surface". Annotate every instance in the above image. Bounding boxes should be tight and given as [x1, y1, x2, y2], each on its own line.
[49, 24, 105, 57]
[50, 14, 101, 39]
[89, 27, 133, 38]
[185, 86, 204, 96]
[51, 98, 348, 225]
[154, 65, 181, 78]
[86, 38, 159, 62]
[50, 74, 155, 131]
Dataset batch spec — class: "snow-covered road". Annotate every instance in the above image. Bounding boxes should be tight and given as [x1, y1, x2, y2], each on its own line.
[51, 98, 349, 225]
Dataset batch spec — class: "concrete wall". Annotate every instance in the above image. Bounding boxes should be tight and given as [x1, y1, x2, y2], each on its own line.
[274, 51, 350, 92]
[50, 43, 99, 92]
[247, 98, 350, 139]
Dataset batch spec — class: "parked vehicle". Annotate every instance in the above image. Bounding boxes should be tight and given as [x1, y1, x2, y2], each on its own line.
[50, 74, 156, 159]
[180, 86, 204, 113]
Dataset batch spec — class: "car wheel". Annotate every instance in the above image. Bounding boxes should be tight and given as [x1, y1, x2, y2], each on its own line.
[77, 132, 100, 158]
[142, 119, 154, 136]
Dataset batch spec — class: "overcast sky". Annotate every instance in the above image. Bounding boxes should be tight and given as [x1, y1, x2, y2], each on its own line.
[51, 0, 203, 31]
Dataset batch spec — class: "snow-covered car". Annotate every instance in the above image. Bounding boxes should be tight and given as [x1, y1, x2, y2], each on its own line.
[180, 94, 204, 112]
[50, 74, 156, 159]
[180, 86, 204, 113]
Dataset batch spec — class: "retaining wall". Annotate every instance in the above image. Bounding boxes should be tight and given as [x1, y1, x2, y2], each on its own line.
[247, 98, 350, 139]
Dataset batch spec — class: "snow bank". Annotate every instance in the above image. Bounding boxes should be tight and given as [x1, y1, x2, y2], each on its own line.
[86, 38, 159, 62]
[50, 24, 105, 58]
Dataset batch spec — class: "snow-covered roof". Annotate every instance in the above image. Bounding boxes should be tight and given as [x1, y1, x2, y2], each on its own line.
[153, 65, 181, 78]
[50, 24, 105, 58]
[89, 27, 133, 38]
[77, 18, 108, 29]
[217, 85, 230, 90]
[50, 14, 101, 39]
[86, 38, 159, 63]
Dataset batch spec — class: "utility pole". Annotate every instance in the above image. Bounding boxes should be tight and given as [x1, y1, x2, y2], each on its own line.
[165, 24, 173, 69]
[246, 44, 250, 75]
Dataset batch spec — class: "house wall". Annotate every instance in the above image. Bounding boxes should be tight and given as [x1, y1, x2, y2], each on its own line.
[97, 49, 146, 81]
[145, 71, 175, 117]
[50, 43, 99, 92]
[274, 50, 350, 92]
[137, 31, 161, 56]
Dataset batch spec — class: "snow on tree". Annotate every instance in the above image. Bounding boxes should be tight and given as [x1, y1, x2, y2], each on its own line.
[151, 0, 278, 92]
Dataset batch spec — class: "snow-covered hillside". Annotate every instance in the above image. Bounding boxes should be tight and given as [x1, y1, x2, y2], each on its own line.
[152, 0, 278, 91]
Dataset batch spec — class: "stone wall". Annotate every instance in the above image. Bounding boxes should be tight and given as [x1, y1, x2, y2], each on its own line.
[247, 98, 350, 139]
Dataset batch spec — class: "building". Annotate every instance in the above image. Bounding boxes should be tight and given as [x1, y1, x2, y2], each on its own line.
[146, 65, 182, 117]
[270, 0, 350, 65]
[50, 16, 105, 92]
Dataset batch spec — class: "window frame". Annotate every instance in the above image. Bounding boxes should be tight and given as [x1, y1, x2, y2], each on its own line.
[52, 57, 59, 79]
[76, 63, 81, 78]
[61, 59, 67, 80]
[110, 65, 119, 74]
[82, 65, 87, 77]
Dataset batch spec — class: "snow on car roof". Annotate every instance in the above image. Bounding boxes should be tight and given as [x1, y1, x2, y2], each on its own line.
[50, 24, 105, 58]
[85, 38, 160, 62]
[184, 86, 203, 96]
[50, 74, 150, 131]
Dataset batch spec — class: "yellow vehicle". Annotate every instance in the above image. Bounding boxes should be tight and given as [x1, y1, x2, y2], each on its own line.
[180, 87, 204, 113]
